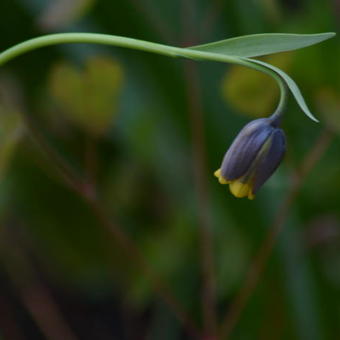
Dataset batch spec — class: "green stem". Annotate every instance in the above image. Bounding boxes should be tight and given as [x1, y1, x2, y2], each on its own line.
[269, 79, 288, 125]
[0, 32, 288, 115]
[0, 33, 180, 63]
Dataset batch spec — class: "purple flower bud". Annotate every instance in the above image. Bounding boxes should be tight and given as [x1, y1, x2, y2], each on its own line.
[214, 117, 286, 199]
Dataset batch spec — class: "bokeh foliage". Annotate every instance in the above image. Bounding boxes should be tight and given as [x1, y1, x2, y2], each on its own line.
[0, 0, 339, 339]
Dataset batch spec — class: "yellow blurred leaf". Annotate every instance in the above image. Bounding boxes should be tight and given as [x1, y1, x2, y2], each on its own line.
[49, 56, 124, 136]
[221, 53, 292, 117]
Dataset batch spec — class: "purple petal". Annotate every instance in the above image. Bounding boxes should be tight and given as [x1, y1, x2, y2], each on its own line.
[221, 118, 274, 180]
[253, 128, 286, 193]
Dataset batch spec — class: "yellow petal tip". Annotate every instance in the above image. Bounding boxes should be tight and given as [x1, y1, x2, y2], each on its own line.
[214, 169, 229, 184]
[214, 169, 221, 178]
[229, 181, 254, 200]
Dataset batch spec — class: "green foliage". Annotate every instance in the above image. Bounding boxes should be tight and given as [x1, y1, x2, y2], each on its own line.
[190, 33, 334, 122]
[0, 0, 339, 339]
[190, 33, 335, 57]
[49, 56, 124, 135]
[1, 33, 334, 124]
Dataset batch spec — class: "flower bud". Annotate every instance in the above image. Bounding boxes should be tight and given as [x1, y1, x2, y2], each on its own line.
[214, 117, 286, 199]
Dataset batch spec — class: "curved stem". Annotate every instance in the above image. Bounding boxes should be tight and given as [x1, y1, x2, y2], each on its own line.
[1, 31, 291, 339]
[237, 58, 288, 123]
[0, 33, 180, 63]
[0, 33, 288, 115]
[269, 79, 288, 125]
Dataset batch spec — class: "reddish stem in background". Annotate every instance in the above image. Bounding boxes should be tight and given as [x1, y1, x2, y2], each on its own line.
[181, 0, 220, 337]
[0, 233, 79, 340]
[83, 134, 99, 199]
[0, 294, 26, 340]
[23, 112, 201, 339]
[183, 60, 217, 339]
[128, 0, 175, 44]
[84, 195, 201, 339]
[200, 0, 224, 41]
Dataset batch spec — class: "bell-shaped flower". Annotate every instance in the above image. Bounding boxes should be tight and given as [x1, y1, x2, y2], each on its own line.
[214, 117, 286, 199]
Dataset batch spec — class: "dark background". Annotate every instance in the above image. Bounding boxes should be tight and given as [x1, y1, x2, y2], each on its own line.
[0, 0, 339, 339]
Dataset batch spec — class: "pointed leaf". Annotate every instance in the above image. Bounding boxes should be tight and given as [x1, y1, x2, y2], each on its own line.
[243, 57, 318, 122]
[189, 33, 335, 57]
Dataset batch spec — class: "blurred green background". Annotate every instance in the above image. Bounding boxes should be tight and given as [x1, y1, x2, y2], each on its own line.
[0, 0, 339, 339]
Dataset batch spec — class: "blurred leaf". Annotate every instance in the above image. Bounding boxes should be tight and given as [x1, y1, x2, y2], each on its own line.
[190, 33, 335, 57]
[128, 213, 195, 307]
[278, 215, 325, 340]
[38, 0, 95, 30]
[49, 56, 124, 136]
[147, 302, 180, 340]
[0, 107, 24, 180]
[261, 0, 281, 24]
[216, 226, 248, 298]
[11, 162, 116, 293]
[316, 88, 340, 133]
[222, 53, 292, 117]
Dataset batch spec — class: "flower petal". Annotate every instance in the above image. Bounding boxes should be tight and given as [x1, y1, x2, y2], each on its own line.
[252, 128, 286, 193]
[229, 180, 254, 199]
[220, 118, 273, 180]
[214, 169, 229, 184]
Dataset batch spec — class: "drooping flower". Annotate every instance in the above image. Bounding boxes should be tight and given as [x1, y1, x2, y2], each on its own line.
[214, 116, 286, 199]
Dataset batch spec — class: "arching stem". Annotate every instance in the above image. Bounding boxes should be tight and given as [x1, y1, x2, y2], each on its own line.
[0, 33, 288, 117]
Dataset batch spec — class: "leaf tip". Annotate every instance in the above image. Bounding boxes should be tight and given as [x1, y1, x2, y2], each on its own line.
[322, 32, 336, 39]
[307, 113, 319, 123]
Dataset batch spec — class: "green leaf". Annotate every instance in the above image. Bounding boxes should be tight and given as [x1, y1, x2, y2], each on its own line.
[243, 57, 318, 122]
[189, 33, 335, 57]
